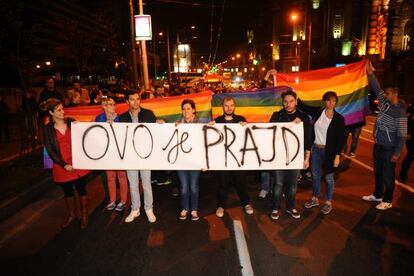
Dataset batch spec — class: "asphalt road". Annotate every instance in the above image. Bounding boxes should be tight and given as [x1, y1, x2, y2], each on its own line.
[0, 115, 413, 275]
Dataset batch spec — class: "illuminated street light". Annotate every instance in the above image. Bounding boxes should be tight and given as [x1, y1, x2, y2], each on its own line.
[191, 25, 196, 29]
[236, 54, 241, 59]
[36, 65, 40, 69]
[231, 57, 235, 61]
[291, 13, 298, 22]
[45, 61, 51, 66]
[158, 32, 164, 36]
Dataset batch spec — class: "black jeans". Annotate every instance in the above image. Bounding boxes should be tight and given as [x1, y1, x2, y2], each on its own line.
[217, 171, 250, 208]
[373, 144, 396, 203]
[400, 140, 414, 181]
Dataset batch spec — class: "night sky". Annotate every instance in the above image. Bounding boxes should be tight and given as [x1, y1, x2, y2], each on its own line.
[145, 0, 259, 63]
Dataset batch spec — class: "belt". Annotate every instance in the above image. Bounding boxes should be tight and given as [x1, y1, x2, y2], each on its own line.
[314, 144, 325, 149]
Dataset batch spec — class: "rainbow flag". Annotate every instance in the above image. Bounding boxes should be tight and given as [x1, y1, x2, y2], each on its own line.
[65, 91, 213, 123]
[211, 86, 291, 122]
[276, 59, 370, 125]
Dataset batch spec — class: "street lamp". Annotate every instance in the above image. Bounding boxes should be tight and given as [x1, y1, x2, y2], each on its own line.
[290, 12, 300, 71]
[45, 61, 51, 66]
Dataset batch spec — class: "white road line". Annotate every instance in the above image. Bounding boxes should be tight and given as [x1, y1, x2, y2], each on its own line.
[343, 156, 414, 193]
[359, 136, 374, 143]
[233, 220, 254, 276]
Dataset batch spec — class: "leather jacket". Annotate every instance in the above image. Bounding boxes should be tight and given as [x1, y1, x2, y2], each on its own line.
[44, 118, 75, 168]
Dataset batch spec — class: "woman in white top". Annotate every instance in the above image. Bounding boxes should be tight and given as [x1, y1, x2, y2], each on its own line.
[304, 91, 346, 215]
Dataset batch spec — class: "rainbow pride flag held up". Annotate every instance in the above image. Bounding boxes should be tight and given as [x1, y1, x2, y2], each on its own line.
[211, 86, 292, 122]
[65, 60, 370, 126]
[64, 91, 213, 123]
[276, 59, 370, 126]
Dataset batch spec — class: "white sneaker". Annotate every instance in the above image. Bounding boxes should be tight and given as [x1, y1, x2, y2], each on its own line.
[362, 194, 382, 202]
[376, 202, 392, 210]
[244, 204, 254, 215]
[216, 207, 224, 218]
[125, 209, 140, 223]
[145, 209, 157, 223]
[258, 189, 268, 198]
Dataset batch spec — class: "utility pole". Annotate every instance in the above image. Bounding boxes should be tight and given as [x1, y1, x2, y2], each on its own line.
[138, 0, 150, 90]
[167, 28, 172, 82]
[129, 0, 138, 88]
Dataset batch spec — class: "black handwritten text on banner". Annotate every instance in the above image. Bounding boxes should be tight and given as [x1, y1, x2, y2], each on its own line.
[71, 122, 304, 170]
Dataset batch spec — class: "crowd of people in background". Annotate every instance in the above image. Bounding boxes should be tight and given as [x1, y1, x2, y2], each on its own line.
[0, 60, 406, 229]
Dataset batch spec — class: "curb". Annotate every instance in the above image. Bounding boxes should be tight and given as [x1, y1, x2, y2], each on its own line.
[0, 176, 55, 223]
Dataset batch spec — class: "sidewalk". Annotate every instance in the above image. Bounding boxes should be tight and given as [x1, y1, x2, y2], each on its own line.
[0, 114, 48, 221]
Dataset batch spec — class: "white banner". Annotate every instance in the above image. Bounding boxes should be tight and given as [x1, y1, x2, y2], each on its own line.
[71, 122, 304, 170]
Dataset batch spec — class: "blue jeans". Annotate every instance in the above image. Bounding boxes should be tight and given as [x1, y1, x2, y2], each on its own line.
[260, 171, 274, 192]
[177, 170, 200, 211]
[373, 144, 396, 203]
[273, 170, 299, 210]
[311, 147, 335, 201]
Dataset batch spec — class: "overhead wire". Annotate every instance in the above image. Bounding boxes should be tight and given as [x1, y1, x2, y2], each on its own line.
[207, 0, 215, 64]
[210, 0, 226, 66]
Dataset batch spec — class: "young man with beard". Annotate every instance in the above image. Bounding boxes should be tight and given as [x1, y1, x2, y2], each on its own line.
[211, 96, 254, 217]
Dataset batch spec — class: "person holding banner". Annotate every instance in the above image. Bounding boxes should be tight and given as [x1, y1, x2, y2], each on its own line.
[212, 96, 254, 217]
[176, 99, 202, 221]
[269, 91, 312, 220]
[119, 91, 159, 223]
[304, 91, 346, 215]
[95, 97, 128, 212]
[43, 99, 90, 228]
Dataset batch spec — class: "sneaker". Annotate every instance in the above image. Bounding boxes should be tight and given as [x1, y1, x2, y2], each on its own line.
[216, 207, 224, 218]
[244, 204, 254, 215]
[145, 209, 157, 223]
[349, 152, 356, 158]
[171, 187, 179, 197]
[179, 210, 188, 220]
[115, 202, 126, 212]
[258, 189, 268, 198]
[106, 202, 116, 211]
[191, 211, 199, 221]
[286, 208, 301, 219]
[270, 210, 279, 220]
[304, 197, 319, 209]
[320, 203, 332, 215]
[376, 202, 392, 210]
[125, 209, 140, 223]
[362, 194, 382, 202]
[157, 179, 172, 186]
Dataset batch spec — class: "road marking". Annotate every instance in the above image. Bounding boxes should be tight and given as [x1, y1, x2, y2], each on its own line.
[233, 220, 254, 276]
[343, 155, 414, 193]
[362, 128, 373, 134]
[359, 136, 374, 143]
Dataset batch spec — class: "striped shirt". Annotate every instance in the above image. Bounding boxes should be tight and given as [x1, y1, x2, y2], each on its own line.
[368, 73, 407, 156]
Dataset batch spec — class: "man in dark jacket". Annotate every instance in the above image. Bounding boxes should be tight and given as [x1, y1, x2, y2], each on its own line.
[119, 91, 158, 223]
[269, 91, 312, 220]
[212, 96, 254, 218]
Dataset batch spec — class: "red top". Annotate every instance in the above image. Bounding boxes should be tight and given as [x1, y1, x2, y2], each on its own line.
[53, 127, 89, 183]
